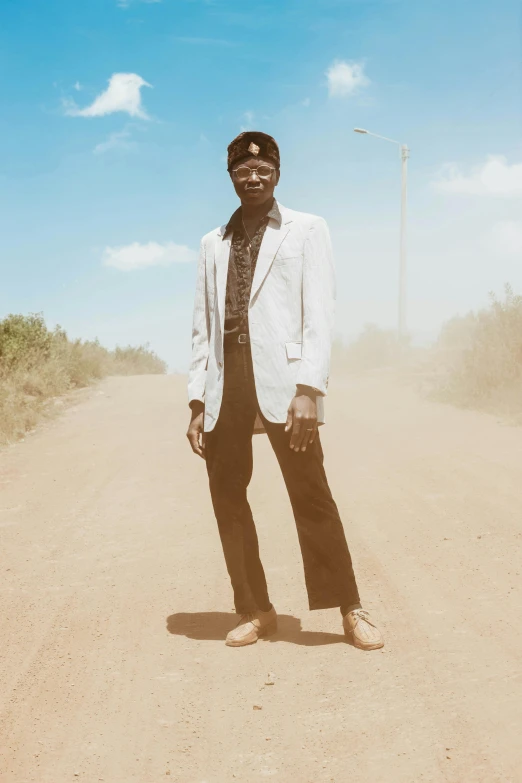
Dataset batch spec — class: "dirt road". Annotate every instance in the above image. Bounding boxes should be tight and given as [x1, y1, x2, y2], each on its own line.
[1, 373, 522, 783]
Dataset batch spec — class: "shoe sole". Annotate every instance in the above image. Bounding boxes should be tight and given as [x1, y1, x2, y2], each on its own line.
[344, 629, 384, 651]
[225, 620, 278, 648]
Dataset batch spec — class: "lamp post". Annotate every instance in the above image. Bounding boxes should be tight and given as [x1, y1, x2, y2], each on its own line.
[354, 128, 410, 342]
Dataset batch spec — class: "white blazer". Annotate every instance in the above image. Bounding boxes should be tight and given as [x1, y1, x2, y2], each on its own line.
[188, 202, 336, 433]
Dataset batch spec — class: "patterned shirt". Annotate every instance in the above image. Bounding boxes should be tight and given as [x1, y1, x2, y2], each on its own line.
[223, 199, 282, 338]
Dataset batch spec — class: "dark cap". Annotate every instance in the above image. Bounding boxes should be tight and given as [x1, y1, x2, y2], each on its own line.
[227, 131, 280, 171]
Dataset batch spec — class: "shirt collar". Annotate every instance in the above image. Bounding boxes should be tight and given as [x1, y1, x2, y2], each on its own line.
[223, 199, 282, 237]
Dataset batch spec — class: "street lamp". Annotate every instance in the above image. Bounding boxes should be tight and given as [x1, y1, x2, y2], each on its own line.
[354, 128, 410, 341]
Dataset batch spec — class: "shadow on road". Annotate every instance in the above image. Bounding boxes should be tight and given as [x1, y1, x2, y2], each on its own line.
[166, 612, 345, 646]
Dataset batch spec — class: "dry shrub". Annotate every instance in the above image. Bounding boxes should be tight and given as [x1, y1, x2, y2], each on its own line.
[0, 313, 166, 444]
[110, 345, 169, 376]
[332, 324, 408, 374]
[430, 284, 522, 415]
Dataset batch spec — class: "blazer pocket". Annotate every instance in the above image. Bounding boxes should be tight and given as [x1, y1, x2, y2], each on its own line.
[285, 341, 302, 360]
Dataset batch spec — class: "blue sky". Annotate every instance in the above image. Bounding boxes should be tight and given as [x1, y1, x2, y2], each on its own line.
[1, 0, 521, 370]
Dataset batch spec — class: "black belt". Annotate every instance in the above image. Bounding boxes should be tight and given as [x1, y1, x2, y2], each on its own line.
[223, 332, 250, 351]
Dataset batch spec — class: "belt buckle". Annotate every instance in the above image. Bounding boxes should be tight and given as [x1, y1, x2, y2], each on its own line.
[238, 333, 247, 344]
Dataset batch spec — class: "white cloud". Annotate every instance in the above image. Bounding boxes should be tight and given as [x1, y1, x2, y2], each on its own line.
[94, 128, 136, 155]
[103, 241, 197, 271]
[74, 81, 82, 91]
[65, 73, 151, 119]
[326, 60, 370, 98]
[489, 221, 522, 256]
[433, 156, 522, 197]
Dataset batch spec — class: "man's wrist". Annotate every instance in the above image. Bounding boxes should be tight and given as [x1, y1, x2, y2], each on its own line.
[189, 399, 204, 416]
[296, 384, 319, 400]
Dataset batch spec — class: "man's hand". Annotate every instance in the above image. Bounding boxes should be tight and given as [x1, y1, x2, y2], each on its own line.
[285, 387, 318, 452]
[187, 402, 206, 459]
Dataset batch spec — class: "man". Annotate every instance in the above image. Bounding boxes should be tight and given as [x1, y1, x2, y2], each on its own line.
[187, 131, 383, 651]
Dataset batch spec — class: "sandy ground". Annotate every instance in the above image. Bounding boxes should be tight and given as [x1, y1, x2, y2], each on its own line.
[1, 373, 522, 783]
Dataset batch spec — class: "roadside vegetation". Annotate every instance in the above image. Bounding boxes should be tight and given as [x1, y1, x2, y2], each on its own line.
[332, 284, 522, 419]
[428, 285, 522, 417]
[0, 313, 166, 444]
[332, 323, 410, 372]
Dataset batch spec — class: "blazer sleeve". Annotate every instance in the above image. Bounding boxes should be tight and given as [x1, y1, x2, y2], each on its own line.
[295, 217, 336, 396]
[187, 238, 210, 405]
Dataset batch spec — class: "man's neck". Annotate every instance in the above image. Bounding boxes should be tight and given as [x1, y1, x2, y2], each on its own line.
[240, 197, 274, 222]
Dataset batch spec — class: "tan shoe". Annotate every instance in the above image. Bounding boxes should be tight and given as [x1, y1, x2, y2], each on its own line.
[225, 606, 277, 647]
[343, 608, 384, 651]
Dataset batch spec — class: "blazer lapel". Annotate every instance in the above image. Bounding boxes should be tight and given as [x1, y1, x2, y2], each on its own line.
[215, 227, 231, 331]
[250, 209, 292, 302]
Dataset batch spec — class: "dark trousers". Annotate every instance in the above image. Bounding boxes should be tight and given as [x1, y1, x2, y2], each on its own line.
[204, 343, 360, 615]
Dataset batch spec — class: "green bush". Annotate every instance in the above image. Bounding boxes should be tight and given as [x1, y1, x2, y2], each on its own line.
[0, 313, 53, 372]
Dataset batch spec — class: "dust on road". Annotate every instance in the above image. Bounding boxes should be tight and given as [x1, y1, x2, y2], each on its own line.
[1, 374, 521, 783]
